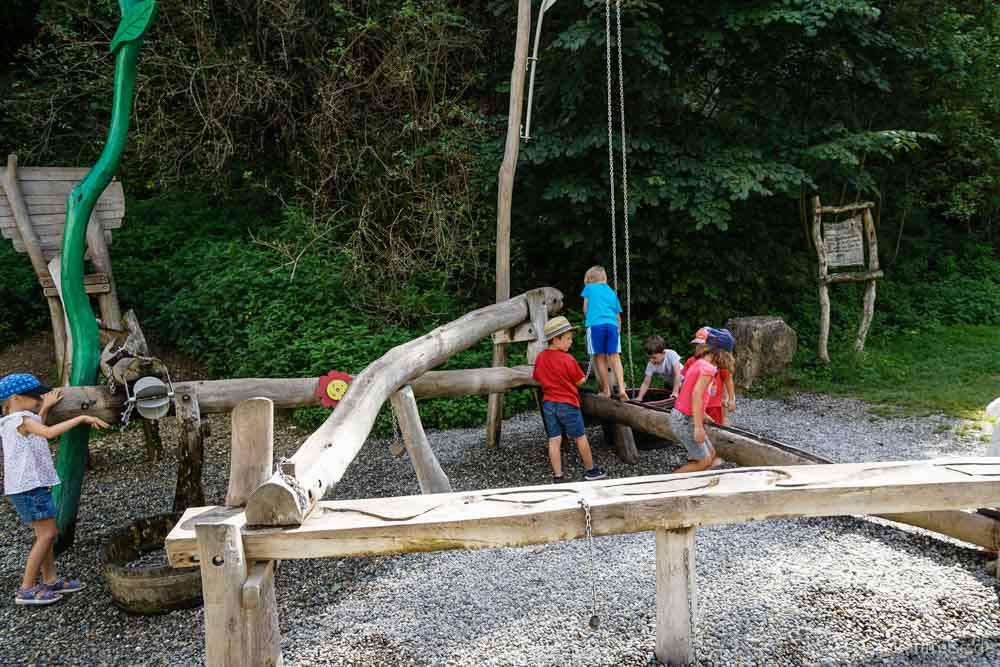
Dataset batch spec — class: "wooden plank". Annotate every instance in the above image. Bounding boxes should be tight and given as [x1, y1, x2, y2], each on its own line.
[11, 166, 90, 180]
[167, 458, 1000, 566]
[17, 178, 122, 197]
[824, 270, 884, 284]
[0, 211, 124, 227]
[656, 527, 696, 666]
[0, 201, 122, 217]
[244, 287, 564, 527]
[817, 201, 875, 214]
[39, 273, 110, 288]
[42, 282, 111, 297]
[491, 320, 538, 345]
[389, 386, 452, 494]
[226, 399, 275, 507]
[12, 230, 113, 255]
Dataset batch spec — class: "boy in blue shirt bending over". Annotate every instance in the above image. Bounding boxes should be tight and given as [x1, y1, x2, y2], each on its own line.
[581, 265, 629, 401]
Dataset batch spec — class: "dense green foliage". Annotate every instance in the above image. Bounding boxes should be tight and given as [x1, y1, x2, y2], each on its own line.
[2, 1, 999, 425]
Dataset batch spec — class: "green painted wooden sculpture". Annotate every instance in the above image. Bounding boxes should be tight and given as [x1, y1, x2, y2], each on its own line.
[53, 0, 156, 551]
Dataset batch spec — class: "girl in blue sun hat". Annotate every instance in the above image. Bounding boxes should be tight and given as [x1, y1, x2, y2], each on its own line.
[0, 373, 110, 605]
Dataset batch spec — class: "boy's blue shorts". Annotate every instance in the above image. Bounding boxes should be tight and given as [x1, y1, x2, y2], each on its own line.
[8, 486, 56, 524]
[586, 324, 621, 355]
[542, 401, 586, 440]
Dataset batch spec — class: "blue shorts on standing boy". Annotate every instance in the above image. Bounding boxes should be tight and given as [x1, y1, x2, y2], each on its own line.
[581, 265, 629, 401]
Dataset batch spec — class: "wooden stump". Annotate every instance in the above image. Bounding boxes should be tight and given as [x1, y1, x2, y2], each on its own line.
[601, 421, 639, 464]
[142, 419, 164, 462]
[656, 527, 696, 666]
[226, 398, 274, 507]
[174, 391, 206, 512]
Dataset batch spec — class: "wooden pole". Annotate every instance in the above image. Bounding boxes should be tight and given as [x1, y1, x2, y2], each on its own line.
[486, 0, 534, 449]
[196, 517, 282, 667]
[48, 365, 542, 425]
[226, 398, 275, 507]
[85, 212, 123, 329]
[174, 390, 206, 513]
[855, 208, 879, 354]
[389, 386, 452, 494]
[656, 527, 696, 666]
[811, 196, 831, 364]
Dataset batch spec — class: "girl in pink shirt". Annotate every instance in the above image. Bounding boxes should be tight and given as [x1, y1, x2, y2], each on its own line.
[669, 328, 735, 474]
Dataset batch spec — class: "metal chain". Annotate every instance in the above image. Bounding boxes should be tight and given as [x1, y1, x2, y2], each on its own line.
[605, 0, 618, 292]
[277, 457, 310, 512]
[121, 399, 135, 426]
[615, 0, 635, 388]
[579, 498, 600, 629]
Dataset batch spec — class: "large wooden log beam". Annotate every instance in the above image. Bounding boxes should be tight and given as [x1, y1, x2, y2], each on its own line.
[389, 386, 452, 494]
[168, 459, 1000, 566]
[578, 395, 1000, 551]
[48, 366, 541, 425]
[245, 288, 563, 527]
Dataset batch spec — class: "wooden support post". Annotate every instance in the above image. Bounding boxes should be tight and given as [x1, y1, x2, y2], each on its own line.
[142, 419, 164, 461]
[855, 208, 879, 354]
[655, 527, 696, 666]
[47, 255, 74, 384]
[196, 518, 282, 667]
[390, 386, 452, 494]
[174, 390, 206, 512]
[525, 289, 550, 365]
[226, 398, 274, 507]
[811, 196, 831, 364]
[485, 0, 533, 449]
[613, 424, 639, 464]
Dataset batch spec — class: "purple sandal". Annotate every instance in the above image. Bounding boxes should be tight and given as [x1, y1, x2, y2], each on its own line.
[42, 577, 86, 594]
[15, 584, 63, 606]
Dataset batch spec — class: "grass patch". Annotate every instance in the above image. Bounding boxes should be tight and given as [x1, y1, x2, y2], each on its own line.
[767, 324, 1000, 420]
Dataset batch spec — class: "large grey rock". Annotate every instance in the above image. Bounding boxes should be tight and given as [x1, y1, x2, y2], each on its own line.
[724, 316, 797, 389]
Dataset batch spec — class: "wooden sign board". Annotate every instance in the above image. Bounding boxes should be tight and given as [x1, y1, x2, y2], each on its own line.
[824, 215, 865, 268]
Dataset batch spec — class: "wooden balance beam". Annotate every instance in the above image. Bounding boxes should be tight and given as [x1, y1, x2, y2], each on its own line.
[167, 458, 1000, 666]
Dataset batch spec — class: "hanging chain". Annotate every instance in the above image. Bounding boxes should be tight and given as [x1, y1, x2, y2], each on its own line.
[605, 0, 618, 291]
[615, 0, 634, 388]
[120, 399, 135, 426]
[579, 498, 600, 630]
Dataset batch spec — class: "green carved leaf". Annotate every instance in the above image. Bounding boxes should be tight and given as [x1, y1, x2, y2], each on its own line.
[109, 0, 157, 54]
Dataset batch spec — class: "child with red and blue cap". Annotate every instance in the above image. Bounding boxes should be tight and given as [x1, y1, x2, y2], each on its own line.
[0, 373, 109, 605]
[669, 328, 736, 474]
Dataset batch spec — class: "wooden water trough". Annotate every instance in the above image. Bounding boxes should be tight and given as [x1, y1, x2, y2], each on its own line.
[166, 455, 1000, 666]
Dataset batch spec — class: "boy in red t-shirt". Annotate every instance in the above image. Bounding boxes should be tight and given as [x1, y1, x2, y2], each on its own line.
[533, 316, 608, 483]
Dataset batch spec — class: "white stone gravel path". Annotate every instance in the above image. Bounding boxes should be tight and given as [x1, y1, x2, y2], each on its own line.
[2, 394, 999, 666]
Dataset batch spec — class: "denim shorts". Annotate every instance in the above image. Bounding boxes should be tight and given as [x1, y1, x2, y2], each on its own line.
[668, 409, 712, 461]
[8, 486, 56, 525]
[542, 401, 586, 439]
[586, 324, 621, 356]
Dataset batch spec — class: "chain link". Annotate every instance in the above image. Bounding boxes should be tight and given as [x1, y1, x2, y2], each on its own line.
[579, 498, 600, 629]
[614, 0, 635, 388]
[121, 399, 135, 426]
[605, 0, 617, 292]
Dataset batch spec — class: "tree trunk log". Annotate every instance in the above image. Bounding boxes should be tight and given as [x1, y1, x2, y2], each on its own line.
[142, 419, 164, 462]
[226, 398, 274, 507]
[656, 527, 696, 666]
[245, 287, 563, 527]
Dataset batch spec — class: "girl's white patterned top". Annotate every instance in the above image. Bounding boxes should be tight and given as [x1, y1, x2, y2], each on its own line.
[0, 411, 60, 495]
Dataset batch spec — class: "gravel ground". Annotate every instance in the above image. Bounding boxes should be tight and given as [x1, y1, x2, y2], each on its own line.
[2, 394, 999, 666]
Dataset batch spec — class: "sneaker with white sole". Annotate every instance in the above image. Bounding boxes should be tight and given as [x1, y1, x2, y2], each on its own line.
[583, 467, 608, 481]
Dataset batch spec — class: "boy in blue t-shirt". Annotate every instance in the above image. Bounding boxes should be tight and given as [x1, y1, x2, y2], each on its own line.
[581, 265, 629, 401]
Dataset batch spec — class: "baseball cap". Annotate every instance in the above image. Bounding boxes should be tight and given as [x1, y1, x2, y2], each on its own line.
[705, 327, 735, 353]
[0, 373, 52, 401]
[543, 316, 576, 340]
[689, 327, 710, 345]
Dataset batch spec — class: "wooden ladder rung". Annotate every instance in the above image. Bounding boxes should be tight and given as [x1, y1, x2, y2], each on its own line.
[41, 273, 110, 296]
